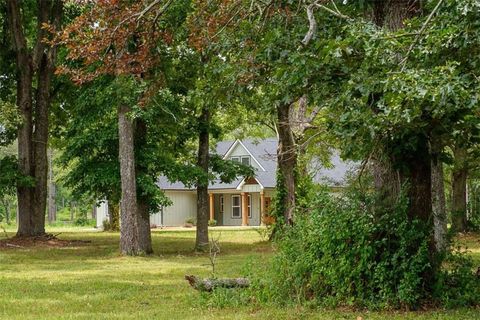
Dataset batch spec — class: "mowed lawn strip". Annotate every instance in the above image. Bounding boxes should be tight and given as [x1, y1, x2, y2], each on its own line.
[0, 228, 478, 320]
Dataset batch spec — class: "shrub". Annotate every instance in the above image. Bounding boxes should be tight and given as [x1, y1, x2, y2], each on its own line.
[74, 217, 94, 226]
[248, 189, 480, 310]
[208, 219, 217, 227]
[185, 216, 196, 227]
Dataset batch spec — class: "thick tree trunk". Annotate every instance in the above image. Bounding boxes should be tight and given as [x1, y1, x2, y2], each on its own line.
[431, 143, 447, 252]
[369, 0, 420, 203]
[277, 103, 297, 225]
[15, 67, 35, 236]
[371, 154, 401, 206]
[384, 0, 420, 30]
[134, 119, 153, 254]
[118, 104, 140, 255]
[137, 199, 153, 254]
[401, 137, 432, 224]
[48, 149, 56, 223]
[32, 53, 52, 234]
[7, 0, 63, 237]
[451, 146, 468, 233]
[196, 107, 210, 250]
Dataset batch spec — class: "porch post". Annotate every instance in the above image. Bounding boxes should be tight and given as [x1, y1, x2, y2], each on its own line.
[241, 192, 249, 226]
[209, 193, 214, 221]
[260, 190, 265, 226]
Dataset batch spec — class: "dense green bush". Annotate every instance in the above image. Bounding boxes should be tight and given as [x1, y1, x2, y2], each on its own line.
[248, 190, 480, 310]
[74, 217, 95, 227]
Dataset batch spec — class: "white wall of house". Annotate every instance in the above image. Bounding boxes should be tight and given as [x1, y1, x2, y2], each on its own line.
[150, 191, 197, 226]
[227, 142, 263, 171]
[219, 192, 260, 226]
[96, 200, 109, 228]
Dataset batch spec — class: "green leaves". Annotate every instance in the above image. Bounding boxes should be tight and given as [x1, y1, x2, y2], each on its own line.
[0, 156, 35, 196]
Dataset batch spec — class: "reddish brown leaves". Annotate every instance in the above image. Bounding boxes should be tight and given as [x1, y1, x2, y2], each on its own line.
[56, 0, 168, 84]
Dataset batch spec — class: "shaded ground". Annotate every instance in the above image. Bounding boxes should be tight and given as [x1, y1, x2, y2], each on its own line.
[0, 233, 91, 249]
[0, 227, 478, 320]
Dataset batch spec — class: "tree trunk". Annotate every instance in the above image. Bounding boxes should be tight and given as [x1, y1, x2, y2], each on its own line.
[7, 0, 63, 237]
[196, 106, 210, 250]
[431, 141, 447, 252]
[137, 198, 153, 254]
[48, 149, 57, 223]
[118, 104, 141, 255]
[277, 103, 296, 225]
[368, 0, 420, 204]
[402, 137, 432, 224]
[452, 145, 468, 233]
[134, 119, 153, 254]
[384, 0, 420, 31]
[109, 202, 120, 231]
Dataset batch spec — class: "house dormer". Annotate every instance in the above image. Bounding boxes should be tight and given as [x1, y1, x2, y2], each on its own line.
[223, 140, 265, 171]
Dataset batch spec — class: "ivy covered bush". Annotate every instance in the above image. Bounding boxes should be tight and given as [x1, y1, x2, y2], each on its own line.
[249, 190, 480, 310]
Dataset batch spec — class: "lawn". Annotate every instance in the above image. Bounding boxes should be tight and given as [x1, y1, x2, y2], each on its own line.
[0, 227, 479, 320]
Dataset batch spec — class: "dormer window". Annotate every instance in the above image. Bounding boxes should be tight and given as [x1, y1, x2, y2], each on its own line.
[231, 156, 250, 166]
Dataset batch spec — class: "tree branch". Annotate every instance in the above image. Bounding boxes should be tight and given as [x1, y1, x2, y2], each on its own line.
[399, 0, 445, 71]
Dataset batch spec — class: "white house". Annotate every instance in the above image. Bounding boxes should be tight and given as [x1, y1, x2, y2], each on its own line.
[96, 138, 357, 228]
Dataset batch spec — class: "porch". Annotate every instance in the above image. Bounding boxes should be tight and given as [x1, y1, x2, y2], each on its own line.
[208, 189, 273, 227]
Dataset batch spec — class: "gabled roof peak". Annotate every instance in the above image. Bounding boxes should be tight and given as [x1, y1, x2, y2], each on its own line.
[222, 139, 267, 172]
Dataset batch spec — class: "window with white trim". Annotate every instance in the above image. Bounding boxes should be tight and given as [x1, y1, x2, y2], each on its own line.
[230, 156, 240, 163]
[248, 195, 252, 218]
[232, 195, 241, 218]
[241, 156, 250, 166]
[220, 195, 224, 214]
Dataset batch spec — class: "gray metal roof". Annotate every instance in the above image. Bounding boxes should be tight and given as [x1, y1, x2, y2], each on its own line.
[157, 138, 356, 190]
[310, 151, 358, 187]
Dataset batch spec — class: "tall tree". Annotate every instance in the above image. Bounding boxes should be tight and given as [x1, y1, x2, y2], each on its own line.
[5, 0, 63, 236]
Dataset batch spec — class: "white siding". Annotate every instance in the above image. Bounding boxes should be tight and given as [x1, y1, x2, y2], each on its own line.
[150, 191, 197, 226]
[221, 193, 261, 226]
[96, 200, 109, 228]
[228, 143, 262, 171]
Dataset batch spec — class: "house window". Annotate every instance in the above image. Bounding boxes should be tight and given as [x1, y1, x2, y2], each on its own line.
[241, 156, 250, 166]
[231, 156, 240, 163]
[220, 195, 224, 214]
[232, 195, 241, 218]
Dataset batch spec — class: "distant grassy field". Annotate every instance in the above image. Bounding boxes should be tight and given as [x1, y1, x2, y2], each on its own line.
[0, 227, 478, 320]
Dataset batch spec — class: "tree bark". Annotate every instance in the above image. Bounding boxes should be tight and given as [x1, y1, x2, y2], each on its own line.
[6, 0, 63, 237]
[137, 198, 153, 254]
[431, 141, 447, 252]
[451, 145, 468, 233]
[48, 149, 56, 223]
[118, 104, 140, 255]
[134, 119, 153, 254]
[196, 106, 210, 250]
[277, 103, 297, 225]
[401, 136, 432, 224]
[368, 0, 420, 204]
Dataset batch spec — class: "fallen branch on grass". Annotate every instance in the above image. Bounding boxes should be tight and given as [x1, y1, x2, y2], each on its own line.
[6, 243, 24, 248]
[184, 275, 250, 292]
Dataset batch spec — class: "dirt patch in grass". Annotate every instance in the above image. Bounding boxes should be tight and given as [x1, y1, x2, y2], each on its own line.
[0, 233, 91, 249]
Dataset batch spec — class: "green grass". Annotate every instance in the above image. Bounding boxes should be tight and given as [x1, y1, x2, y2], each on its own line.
[0, 227, 479, 319]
